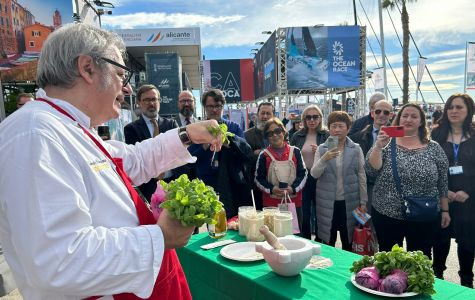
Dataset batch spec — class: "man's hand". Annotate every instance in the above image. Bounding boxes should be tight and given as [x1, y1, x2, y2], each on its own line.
[185, 120, 223, 152]
[321, 148, 340, 162]
[157, 209, 195, 249]
[453, 190, 469, 203]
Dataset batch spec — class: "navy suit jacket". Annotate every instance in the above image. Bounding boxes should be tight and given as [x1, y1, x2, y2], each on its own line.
[124, 116, 178, 201]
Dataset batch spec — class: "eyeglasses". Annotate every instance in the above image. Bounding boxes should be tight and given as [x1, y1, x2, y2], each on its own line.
[374, 109, 391, 116]
[205, 104, 223, 111]
[141, 97, 160, 104]
[179, 99, 194, 104]
[100, 57, 134, 87]
[305, 115, 321, 121]
[265, 127, 284, 138]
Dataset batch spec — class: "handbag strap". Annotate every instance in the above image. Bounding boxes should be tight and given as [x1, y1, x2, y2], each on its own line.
[390, 138, 404, 198]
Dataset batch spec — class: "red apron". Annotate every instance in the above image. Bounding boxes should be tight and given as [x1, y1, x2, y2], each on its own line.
[37, 98, 191, 300]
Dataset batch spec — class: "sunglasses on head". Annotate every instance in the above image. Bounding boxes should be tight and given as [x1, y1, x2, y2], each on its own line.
[265, 127, 284, 138]
[374, 109, 391, 116]
[305, 115, 321, 121]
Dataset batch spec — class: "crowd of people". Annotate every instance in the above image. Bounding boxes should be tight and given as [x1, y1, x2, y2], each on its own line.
[0, 23, 474, 299]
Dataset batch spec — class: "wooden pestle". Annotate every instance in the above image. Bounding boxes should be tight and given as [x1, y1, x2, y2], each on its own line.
[259, 225, 287, 250]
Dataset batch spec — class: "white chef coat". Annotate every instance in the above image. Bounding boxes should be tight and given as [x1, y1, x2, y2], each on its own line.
[0, 89, 196, 300]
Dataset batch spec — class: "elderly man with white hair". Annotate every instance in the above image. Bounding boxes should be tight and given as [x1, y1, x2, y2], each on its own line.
[0, 23, 223, 299]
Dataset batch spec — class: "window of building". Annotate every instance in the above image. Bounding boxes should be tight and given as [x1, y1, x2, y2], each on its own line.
[1, 17, 3, 26]
[29, 41, 34, 48]
[32, 30, 40, 37]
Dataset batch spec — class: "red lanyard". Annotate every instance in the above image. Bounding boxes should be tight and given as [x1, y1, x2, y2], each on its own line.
[36, 98, 155, 225]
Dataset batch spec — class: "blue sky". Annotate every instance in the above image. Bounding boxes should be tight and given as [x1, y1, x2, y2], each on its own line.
[101, 0, 475, 104]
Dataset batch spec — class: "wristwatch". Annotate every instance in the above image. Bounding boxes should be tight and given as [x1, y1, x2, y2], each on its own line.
[178, 126, 192, 146]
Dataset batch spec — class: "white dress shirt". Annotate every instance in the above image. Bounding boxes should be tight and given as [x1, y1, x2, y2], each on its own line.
[0, 89, 196, 299]
[178, 113, 195, 126]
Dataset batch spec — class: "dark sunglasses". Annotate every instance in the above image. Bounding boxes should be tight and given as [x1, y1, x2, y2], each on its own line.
[305, 115, 321, 121]
[265, 127, 284, 138]
[100, 57, 134, 87]
[374, 109, 391, 116]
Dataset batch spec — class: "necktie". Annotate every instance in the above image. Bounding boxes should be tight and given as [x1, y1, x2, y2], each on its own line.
[185, 117, 191, 125]
[373, 129, 379, 145]
[151, 118, 159, 137]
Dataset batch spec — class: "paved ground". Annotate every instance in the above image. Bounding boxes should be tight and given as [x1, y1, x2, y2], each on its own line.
[1, 236, 473, 299]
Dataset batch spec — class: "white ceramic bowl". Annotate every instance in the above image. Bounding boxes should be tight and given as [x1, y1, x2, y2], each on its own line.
[255, 236, 321, 276]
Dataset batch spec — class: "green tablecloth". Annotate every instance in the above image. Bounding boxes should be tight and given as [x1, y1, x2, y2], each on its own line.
[177, 231, 475, 300]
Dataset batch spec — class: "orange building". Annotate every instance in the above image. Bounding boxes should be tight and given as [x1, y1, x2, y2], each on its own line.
[23, 23, 52, 53]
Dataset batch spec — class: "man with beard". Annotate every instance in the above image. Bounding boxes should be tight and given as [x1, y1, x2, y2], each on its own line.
[244, 102, 274, 209]
[173, 90, 198, 182]
[175, 90, 197, 126]
[124, 84, 178, 201]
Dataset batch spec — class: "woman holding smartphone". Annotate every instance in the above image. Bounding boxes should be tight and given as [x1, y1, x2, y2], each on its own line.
[366, 103, 450, 257]
[255, 118, 307, 228]
[431, 93, 475, 287]
[311, 111, 367, 251]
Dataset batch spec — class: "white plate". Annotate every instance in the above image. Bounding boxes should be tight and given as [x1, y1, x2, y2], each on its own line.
[220, 242, 264, 262]
[351, 274, 418, 298]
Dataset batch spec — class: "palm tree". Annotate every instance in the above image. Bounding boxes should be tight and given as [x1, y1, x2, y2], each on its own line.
[383, 0, 416, 104]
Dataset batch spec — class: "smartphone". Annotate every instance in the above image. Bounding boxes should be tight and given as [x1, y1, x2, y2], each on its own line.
[327, 136, 339, 150]
[381, 126, 405, 137]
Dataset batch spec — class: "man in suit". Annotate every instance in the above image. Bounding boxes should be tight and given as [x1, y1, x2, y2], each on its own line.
[124, 84, 178, 201]
[348, 92, 386, 136]
[175, 90, 197, 126]
[173, 90, 198, 182]
[350, 99, 393, 209]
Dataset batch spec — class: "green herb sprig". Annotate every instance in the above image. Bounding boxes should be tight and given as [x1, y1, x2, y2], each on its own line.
[350, 245, 435, 295]
[159, 174, 223, 227]
[207, 123, 235, 144]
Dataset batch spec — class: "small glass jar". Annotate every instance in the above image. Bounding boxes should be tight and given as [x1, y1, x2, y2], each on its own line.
[246, 210, 265, 242]
[207, 206, 227, 239]
[273, 211, 293, 237]
[238, 206, 254, 236]
[263, 207, 278, 233]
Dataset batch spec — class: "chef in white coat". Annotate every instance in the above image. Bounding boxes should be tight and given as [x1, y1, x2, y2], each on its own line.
[0, 23, 222, 299]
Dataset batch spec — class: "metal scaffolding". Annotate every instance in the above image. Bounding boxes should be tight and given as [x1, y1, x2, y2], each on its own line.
[256, 26, 368, 119]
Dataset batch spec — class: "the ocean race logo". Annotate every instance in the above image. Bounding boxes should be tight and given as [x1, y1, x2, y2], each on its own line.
[332, 40, 355, 72]
[147, 32, 165, 43]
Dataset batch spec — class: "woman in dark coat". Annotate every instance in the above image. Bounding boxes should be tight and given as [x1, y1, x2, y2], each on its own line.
[431, 93, 475, 288]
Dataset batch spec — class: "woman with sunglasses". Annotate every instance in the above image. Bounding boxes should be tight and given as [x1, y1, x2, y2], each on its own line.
[431, 94, 475, 287]
[255, 117, 308, 228]
[311, 111, 367, 251]
[290, 105, 329, 240]
[366, 103, 450, 258]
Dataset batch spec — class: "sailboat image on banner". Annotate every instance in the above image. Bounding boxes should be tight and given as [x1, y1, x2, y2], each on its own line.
[286, 27, 328, 89]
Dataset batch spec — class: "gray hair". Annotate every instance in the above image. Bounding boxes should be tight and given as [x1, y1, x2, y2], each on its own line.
[368, 92, 386, 108]
[37, 23, 126, 88]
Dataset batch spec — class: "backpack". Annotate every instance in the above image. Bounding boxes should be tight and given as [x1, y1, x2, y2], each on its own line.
[264, 146, 297, 198]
